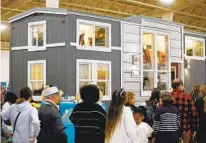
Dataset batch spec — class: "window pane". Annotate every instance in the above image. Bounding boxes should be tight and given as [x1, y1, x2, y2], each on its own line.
[38, 25, 44, 46]
[185, 38, 194, 56]
[157, 72, 169, 91]
[95, 27, 108, 47]
[79, 24, 94, 46]
[31, 26, 37, 46]
[97, 82, 109, 96]
[157, 35, 169, 70]
[30, 64, 43, 80]
[79, 64, 92, 79]
[195, 41, 203, 57]
[143, 71, 154, 91]
[79, 81, 92, 89]
[30, 81, 43, 90]
[97, 64, 109, 80]
[143, 33, 155, 70]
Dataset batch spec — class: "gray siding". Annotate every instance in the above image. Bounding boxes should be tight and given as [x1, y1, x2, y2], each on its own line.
[10, 12, 121, 98]
[184, 33, 206, 92]
[11, 14, 66, 47]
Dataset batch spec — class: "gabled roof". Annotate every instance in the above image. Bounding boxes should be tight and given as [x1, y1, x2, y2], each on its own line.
[9, 7, 120, 23]
[124, 15, 184, 27]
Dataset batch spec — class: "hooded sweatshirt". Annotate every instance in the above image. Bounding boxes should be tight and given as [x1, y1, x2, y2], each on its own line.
[2, 101, 40, 143]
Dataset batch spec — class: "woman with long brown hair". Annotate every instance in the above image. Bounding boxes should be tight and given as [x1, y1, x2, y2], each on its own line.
[105, 88, 139, 143]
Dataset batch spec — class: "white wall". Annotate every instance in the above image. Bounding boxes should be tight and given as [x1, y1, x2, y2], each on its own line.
[0, 50, 10, 83]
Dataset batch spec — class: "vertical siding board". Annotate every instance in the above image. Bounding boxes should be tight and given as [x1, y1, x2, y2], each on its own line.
[52, 15, 62, 43]
[45, 15, 53, 44]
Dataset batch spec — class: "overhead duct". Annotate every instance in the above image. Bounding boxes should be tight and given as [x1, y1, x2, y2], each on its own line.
[46, 0, 59, 8]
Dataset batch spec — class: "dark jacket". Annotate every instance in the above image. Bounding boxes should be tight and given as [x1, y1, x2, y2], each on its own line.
[70, 102, 106, 143]
[37, 101, 67, 143]
[195, 96, 206, 143]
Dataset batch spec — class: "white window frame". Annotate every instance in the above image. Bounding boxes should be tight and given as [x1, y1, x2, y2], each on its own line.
[76, 19, 112, 52]
[28, 21, 46, 51]
[185, 36, 205, 60]
[141, 29, 171, 96]
[28, 60, 46, 90]
[76, 59, 112, 100]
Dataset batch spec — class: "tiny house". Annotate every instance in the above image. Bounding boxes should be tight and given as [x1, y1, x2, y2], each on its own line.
[9, 7, 206, 104]
[9, 7, 121, 102]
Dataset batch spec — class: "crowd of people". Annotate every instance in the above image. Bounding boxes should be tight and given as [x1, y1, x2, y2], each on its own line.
[0, 78, 206, 143]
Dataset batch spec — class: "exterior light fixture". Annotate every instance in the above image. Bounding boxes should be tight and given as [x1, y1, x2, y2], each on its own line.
[0, 23, 7, 31]
[159, 0, 176, 5]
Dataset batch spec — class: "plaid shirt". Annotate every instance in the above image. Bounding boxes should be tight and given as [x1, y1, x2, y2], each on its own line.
[172, 90, 199, 132]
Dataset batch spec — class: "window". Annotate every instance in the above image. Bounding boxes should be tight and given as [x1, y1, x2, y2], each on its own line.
[185, 36, 205, 60]
[77, 19, 111, 52]
[28, 60, 46, 90]
[28, 21, 46, 51]
[142, 32, 170, 95]
[77, 59, 111, 100]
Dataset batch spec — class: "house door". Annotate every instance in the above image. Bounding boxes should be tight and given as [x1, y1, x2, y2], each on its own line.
[171, 63, 179, 81]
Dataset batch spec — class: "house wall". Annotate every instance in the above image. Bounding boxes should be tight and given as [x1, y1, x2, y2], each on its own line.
[10, 12, 121, 98]
[122, 17, 183, 105]
[184, 32, 206, 92]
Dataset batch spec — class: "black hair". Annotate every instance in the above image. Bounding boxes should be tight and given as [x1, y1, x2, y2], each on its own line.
[133, 106, 146, 117]
[150, 88, 161, 101]
[20, 87, 32, 100]
[4, 92, 18, 105]
[33, 88, 44, 96]
[172, 79, 183, 89]
[80, 84, 99, 103]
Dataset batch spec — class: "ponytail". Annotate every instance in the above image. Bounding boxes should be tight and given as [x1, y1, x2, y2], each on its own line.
[16, 98, 26, 104]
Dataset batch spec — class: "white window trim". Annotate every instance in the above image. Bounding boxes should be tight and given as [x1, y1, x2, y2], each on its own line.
[185, 36, 205, 60]
[28, 60, 46, 90]
[76, 19, 112, 52]
[76, 59, 112, 100]
[140, 29, 171, 97]
[28, 21, 46, 51]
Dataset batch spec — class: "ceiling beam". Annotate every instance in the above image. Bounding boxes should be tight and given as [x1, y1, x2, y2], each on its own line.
[62, 2, 133, 16]
[0, 7, 23, 12]
[175, 0, 204, 11]
[124, 0, 206, 20]
[184, 24, 206, 32]
[2, 0, 32, 18]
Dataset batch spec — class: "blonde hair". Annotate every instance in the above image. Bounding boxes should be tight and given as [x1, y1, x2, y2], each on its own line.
[124, 91, 135, 105]
[200, 85, 206, 112]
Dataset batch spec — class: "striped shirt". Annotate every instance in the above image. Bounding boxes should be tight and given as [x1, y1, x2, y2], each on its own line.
[153, 105, 180, 135]
[70, 102, 106, 143]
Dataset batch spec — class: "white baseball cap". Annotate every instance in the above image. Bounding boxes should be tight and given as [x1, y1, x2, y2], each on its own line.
[43, 86, 59, 97]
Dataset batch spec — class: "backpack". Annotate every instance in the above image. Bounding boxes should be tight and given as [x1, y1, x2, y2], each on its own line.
[144, 101, 155, 126]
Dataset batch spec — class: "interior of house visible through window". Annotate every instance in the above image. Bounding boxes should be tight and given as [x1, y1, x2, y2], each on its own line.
[97, 64, 109, 95]
[31, 24, 44, 47]
[185, 37, 204, 57]
[77, 61, 110, 97]
[142, 32, 170, 92]
[157, 35, 168, 70]
[143, 71, 154, 91]
[79, 23, 108, 48]
[30, 64, 44, 90]
[143, 33, 155, 70]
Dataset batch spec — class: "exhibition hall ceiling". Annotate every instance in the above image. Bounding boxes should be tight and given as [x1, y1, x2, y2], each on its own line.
[1, 0, 206, 49]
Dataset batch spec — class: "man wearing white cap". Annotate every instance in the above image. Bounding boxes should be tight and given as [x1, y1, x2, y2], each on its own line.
[37, 86, 67, 143]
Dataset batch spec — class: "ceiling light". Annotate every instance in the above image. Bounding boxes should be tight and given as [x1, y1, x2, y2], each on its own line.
[159, 0, 176, 5]
[0, 23, 7, 31]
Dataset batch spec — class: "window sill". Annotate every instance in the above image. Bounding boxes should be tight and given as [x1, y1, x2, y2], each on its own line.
[76, 46, 111, 52]
[185, 56, 205, 61]
[28, 46, 46, 52]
